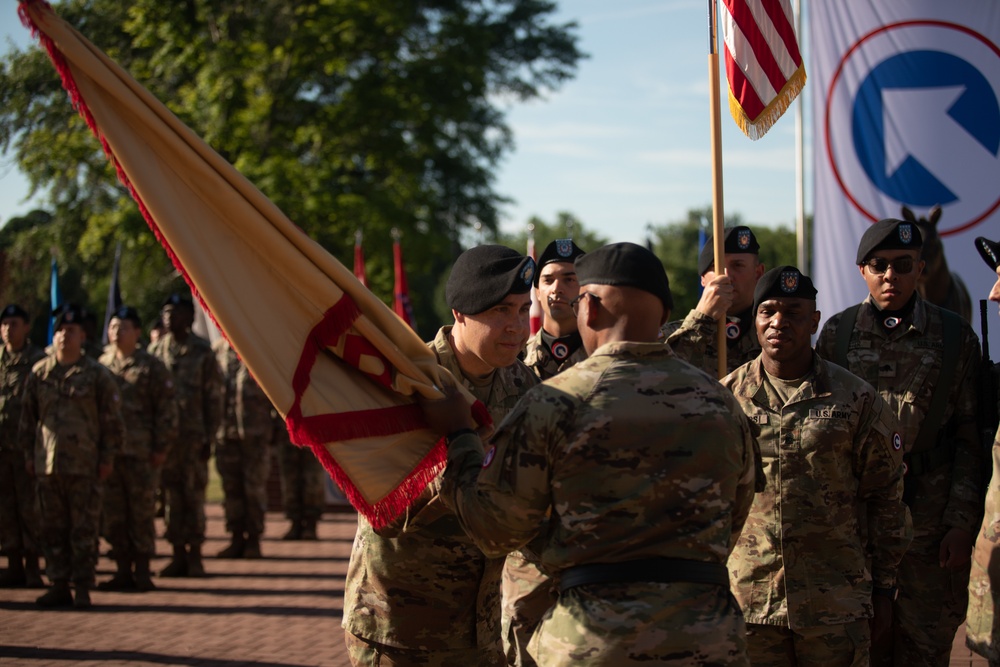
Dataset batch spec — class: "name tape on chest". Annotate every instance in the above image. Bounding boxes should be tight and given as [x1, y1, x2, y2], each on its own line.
[808, 408, 851, 420]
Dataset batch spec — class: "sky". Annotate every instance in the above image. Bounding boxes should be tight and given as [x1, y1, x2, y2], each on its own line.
[0, 0, 808, 245]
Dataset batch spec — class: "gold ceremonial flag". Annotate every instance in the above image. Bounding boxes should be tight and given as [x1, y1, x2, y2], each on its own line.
[18, 0, 489, 529]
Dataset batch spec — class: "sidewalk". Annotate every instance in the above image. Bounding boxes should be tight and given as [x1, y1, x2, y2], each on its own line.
[0, 502, 990, 666]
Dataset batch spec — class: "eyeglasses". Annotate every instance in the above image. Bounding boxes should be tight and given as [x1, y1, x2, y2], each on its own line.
[863, 256, 914, 275]
[570, 292, 600, 315]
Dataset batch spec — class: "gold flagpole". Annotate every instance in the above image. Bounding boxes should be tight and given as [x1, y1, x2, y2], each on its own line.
[708, 0, 727, 379]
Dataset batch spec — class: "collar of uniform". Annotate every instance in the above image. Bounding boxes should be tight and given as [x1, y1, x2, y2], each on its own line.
[860, 293, 929, 336]
[739, 352, 831, 409]
[588, 340, 674, 359]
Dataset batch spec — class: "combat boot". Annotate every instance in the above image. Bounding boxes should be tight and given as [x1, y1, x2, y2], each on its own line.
[23, 554, 44, 589]
[133, 556, 156, 592]
[300, 518, 318, 541]
[216, 531, 246, 559]
[0, 554, 26, 588]
[187, 544, 206, 577]
[73, 584, 92, 609]
[282, 520, 302, 541]
[160, 544, 188, 577]
[243, 534, 261, 559]
[36, 580, 73, 607]
[97, 557, 135, 591]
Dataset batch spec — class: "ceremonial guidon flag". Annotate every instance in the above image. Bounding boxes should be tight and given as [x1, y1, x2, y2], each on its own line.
[721, 0, 806, 140]
[18, 0, 490, 529]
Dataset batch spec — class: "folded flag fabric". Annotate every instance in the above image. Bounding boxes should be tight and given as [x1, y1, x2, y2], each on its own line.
[18, 0, 489, 529]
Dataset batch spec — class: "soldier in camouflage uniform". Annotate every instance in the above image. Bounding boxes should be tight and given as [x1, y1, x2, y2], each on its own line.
[214, 338, 272, 559]
[816, 219, 984, 667]
[98, 306, 178, 592]
[343, 245, 539, 666]
[148, 294, 222, 578]
[966, 236, 1000, 664]
[0, 304, 46, 588]
[20, 303, 126, 608]
[277, 422, 326, 541]
[663, 225, 766, 376]
[423, 243, 758, 667]
[723, 266, 912, 666]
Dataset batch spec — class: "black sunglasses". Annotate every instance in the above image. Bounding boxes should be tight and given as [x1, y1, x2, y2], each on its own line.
[570, 292, 601, 315]
[863, 256, 914, 275]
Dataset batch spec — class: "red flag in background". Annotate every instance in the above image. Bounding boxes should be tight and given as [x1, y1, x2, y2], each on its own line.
[721, 0, 805, 140]
[392, 229, 416, 329]
[527, 227, 542, 334]
[353, 229, 368, 288]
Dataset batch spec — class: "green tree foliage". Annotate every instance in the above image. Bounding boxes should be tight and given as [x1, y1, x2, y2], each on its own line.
[649, 206, 797, 318]
[0, 0, 582, 340]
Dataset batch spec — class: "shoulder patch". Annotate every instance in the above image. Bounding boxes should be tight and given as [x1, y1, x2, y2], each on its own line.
[481, 445, 496, 469]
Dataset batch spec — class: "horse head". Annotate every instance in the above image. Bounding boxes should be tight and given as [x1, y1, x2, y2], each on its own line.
[899, 204, 972, 321]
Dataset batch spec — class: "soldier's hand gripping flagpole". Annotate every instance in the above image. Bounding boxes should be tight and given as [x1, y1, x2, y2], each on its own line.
[708, 0, 728, 379]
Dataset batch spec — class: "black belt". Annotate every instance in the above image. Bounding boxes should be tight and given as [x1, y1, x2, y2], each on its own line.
[559, 558, 730, 593]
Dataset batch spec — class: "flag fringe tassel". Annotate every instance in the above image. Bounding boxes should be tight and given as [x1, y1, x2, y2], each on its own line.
[729, 66, 806, 141]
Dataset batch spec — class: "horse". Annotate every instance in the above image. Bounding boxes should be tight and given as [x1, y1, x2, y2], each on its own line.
[900, 205, 973, 323]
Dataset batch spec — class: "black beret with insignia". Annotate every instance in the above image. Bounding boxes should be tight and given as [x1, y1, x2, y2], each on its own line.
[975, 237, 1000, 272]
[575, 242, 673, 311]
[698, 226, 761, 275]
[53, 302, 88, 330]
[161, 293, 194, 311]
[0, 304, 29, 322]
[533, 238, 586, 287]
[753, 265, 817, 313]
[446, 245, 535, 315]
[856, 218, 923, 264]
[111, 305, 142, 327]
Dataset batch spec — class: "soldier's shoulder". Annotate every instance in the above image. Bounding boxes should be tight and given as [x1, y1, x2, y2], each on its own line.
[30, 354, 55, 375]
[188, 333, 213, 352]
[502, 358, 540, 389]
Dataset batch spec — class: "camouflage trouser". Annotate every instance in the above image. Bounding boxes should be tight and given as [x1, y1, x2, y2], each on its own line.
[0, 448, 40, 556]
[161, 436, 208, 547]
[37, 474, 103, 586]
[278, 439, 325, 521]
[344, 631, 505, 667]
[215, 436, 270, 536]
[102, 455, 158, 558]
[746, 620, 870, 667]
[502, 552, 557, 667]
[529, 582, 749, 666]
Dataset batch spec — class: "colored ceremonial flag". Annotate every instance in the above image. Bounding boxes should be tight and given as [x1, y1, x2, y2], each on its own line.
[392, 232, 416, 329]
[353, 229, 368, 288]
[101, 240, 122, 345]
[47, 257, 60, 344]
[811, 0, 1000, 353]
[721, 0, 806, 140]
[18, 0, 490, 529]
[527, 232, 542, 334]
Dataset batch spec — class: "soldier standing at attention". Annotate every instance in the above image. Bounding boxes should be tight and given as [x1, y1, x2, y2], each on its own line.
[965, 235, 1000, 664]
[0, 304, 46, 588]
[664, 225, 766, 375]
[21, 303, 125, 608]
[149, 294, 221, 578]
[523, 239, 587, 380]
[276, 422, 326, 541]
[423, 243, 758, 667]
[723, 266, 912, 666]
[815, 218, 983, 667]
[343, 245, 538, 667]
[214, 337, 272, 560]
[98, 306, 177, 592]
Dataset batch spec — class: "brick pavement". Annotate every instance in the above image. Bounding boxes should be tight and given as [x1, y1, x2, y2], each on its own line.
[0, 502, 991, 666]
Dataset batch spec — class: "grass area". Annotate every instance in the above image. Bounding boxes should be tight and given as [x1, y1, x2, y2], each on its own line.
[206, 455, 223, 503]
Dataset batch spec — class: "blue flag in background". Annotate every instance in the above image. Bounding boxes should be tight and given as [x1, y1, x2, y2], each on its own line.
[48, 257, 61, 344]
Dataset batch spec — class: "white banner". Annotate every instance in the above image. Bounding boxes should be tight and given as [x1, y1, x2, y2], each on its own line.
[812, 1, 1000, 355]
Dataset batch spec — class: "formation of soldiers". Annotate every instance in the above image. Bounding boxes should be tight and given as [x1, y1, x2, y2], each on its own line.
[0, 294, 328, 608]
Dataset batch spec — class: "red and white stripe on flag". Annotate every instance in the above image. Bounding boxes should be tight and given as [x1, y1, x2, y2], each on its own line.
[721, 0, 805, 140]
[527, 235, 542, 335]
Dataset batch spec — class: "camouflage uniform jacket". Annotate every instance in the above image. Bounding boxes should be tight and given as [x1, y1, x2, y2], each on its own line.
[722, 354, 912, 629]
[99, 348, 178, 459]
[19, 355, 125, 475]
[815, 295, 983, 536]
[0, 342, 45, 452]
[522, 329, 587, 381]
[663, 308, 761, 377]
[441, 341, 757, 571]
[343, 325, 538, 651]
[968, 419, 1000, 661]
[148, 332, 221, 445]
[214, 341, 273, 441]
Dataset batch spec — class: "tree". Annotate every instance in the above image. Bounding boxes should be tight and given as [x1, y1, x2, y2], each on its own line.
[1, 0, 583, 339]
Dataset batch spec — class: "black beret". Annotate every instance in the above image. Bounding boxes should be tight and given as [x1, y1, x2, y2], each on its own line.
[111, 305, 142, 327]
[162, 293, 194, 310]
[446, 245, 535, 314]
[575, 242, 673, 311]
[856, 218, 922, 264]
[753, 265, 818, 313]
[533, 239, 586, 287]
[53, 302, 88, 330]
[975, 237, 1000, 272]
[698, 226, 761, 275]
[0, 304, 29, 321]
